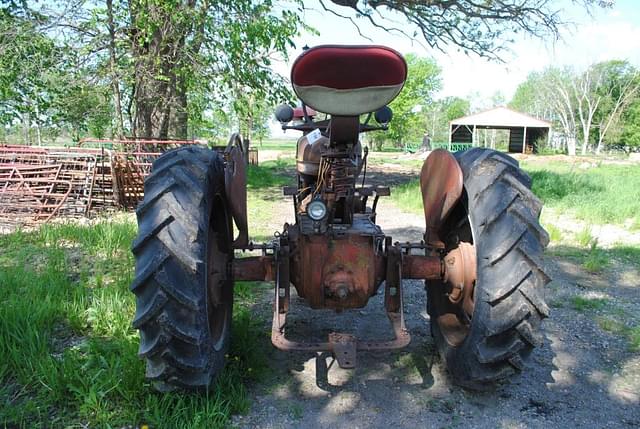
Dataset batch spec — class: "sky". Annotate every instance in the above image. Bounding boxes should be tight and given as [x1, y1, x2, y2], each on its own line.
[274, 0, 640, 103]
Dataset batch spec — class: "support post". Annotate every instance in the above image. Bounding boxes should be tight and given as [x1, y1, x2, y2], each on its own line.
[522, 126, 528, 154]
[547, 127, 552, 151]
[472, 125, 476, 147]
[448, 123, 452, 151]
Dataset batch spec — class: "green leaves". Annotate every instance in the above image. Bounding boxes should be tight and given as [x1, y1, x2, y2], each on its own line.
[385, 54, 442, 146]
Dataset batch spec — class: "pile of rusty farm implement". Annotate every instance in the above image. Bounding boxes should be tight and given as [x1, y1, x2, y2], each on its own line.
[0, 139, 247, 229]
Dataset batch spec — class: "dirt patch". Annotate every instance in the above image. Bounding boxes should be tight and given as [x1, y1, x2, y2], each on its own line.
[233, 165, 639, 429]
[512, 153, 640, 166]
[543, 207, 640, 248]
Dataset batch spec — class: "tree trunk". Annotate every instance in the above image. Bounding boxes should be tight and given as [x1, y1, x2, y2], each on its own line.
[22, 112, 30, 145]
[129, 1, 189, 139]
[132, 57, 173, 139]
[595, 127, 605, 155]
[34, 102, 42, 146]
[107, 0, 124, 139]
[581, 123, 589, 155]
[567, 135, 576, 156]
[169, 74, 188, 139]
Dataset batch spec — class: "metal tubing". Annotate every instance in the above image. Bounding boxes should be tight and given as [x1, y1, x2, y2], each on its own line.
[401, 255, 443, 279]
[232, 256, 275, 281]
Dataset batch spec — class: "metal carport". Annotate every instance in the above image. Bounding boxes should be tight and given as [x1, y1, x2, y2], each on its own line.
[449, 107, 552, 153]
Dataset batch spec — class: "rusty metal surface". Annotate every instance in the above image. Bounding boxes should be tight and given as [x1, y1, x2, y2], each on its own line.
[296, 134, 325, 177]
[224, 134, 249, 248]
[0, 164, 73, 225]
[444, 242, 477, 316]
[0, 139, 204, 226]
[271, 310, 411, 353]
[401, 254, 443, 279]
[271, 238, 411, 364]
[291, 232, 385, 309]
[1, 145, 116, 222]
[420, 149, 463, 244]
[232, 256, 274, 281]
[329, 333, 357, 368]
[385, 240, 402, 313]
[111, 153, 146, 209]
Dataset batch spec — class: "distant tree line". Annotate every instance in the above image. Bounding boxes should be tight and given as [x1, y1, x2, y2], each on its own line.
[510, 62, 640, 154]
[1, 1, 301, 144]
[1, 1, 613, 146]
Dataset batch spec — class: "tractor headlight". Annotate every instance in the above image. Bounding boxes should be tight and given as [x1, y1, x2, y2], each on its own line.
[307, 200, 327, 221]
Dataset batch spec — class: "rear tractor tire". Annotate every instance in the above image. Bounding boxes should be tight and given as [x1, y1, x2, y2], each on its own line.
[427, 148, 550, 389]
[131, 146, 234, 391]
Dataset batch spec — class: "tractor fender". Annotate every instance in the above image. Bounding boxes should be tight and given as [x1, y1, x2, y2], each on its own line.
[419, 149, 464, 245]
[224, 133, 249, 248]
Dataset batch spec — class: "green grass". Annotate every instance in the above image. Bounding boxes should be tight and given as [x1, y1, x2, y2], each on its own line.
[548, 244, 640, 272]
[389, 156, 640, 228]
[246, 159, 295, 242]
[523, 160, 640, 227]
[247, 159, 294, 190]
[253, 139, 297, 151]
[575, 226, 595, 248]
[0, 217, 274, 425]
[571, 296, 608, 311]
[607, 245, 640, 270]
[583, 246, 609, 273]
[630, 326, 640, 351]
[598, 317, 640, 352]
[389, 180, 425, 214]
[544, 223, 563, 243]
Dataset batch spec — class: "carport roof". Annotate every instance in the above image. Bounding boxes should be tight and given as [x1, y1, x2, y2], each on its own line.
[450, 106, 551, 128]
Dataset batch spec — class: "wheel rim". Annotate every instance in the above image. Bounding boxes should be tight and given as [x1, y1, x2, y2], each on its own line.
[434, 214, 477, 347]
[207, 194, 232, 352]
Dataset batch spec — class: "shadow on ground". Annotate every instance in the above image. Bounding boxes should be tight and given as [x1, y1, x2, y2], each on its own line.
[234, 246, 640, 428]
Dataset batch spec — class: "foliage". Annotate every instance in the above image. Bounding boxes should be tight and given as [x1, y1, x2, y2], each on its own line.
[509, 71, 552, 119]
[2, 0, 620, 144]
[620, 96, 640, 149]
[125, 0, 302, 138]
[385, 54, 441, 146]
[510, 62, 640, 155]
[1, 1, 302, 141]
[51, 76, 113, 142]
[0, 12, 58, 137]
[322, 0, 612, 61]
[424, 96, 470, 143]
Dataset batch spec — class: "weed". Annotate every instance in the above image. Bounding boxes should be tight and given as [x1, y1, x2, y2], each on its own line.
[571, 296, 608, 311]
[390, 180, 423, 214]
[394, 353, 414, 369]
[583, 248, 609, 273]
[288, 403, 304, 420]
[545, 224, 563, 243]
[597, 317, 640, 352]
[629, 326, 640, 352]
[576, 226, 594, 248]
[597, 317, 624, 333]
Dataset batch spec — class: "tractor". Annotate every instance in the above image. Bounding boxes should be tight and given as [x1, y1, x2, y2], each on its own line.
[131, 45, 550, 391]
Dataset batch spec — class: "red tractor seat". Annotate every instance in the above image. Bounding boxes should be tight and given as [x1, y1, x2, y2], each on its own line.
[291, 45, 407, 116]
